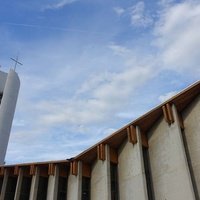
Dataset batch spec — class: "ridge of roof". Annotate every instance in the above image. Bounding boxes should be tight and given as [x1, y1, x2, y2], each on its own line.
[1, 159, 69, 168]
[74, 80, 200, 162]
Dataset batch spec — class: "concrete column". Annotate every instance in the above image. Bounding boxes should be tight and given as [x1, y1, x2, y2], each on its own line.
[14, 168, 23, 200]
[182, 94, 200, 198]
[118, 127, 148, 200]
[67, 161, 82, 200]
[136, 126, 149, 200]
[0, 169, 9, 200]
[91, 145, 111, 200]
[147, 104, 195, 200]
[172, 105, 196, 198]
[29, 167, 40, 200]
[47, 165, 59, 200]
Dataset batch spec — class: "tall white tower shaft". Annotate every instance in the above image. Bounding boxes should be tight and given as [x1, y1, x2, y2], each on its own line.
[0, 69, 20, 164]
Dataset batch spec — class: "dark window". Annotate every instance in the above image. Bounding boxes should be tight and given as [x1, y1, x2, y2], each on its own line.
[82, 177, 90, 200]
[57, 176, 68, 200]
[0, 92, 3, 104]
[20, 176, 32, 200]
[0, 177, 3, 194]
[110, 163, 119, 200]
[142, 147, 154, 200]
[36, 176, 48, 200]
[4, 176, 17, 200]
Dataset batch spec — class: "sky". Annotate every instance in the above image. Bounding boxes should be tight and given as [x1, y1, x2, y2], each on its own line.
[0, 0, 199, 164]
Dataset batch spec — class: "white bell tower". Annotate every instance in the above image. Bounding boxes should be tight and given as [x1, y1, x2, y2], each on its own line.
[0, 69, 20, 164]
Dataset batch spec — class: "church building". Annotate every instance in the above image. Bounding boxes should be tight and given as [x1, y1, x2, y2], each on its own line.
[0, 75, 199, 200]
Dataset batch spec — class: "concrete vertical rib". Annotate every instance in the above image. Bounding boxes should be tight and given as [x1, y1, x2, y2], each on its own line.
[136, 126, 149, 200]
[67, 161, 82, 200]
[0, 169, 9, 200]
[182, 94, 200, 198]
[118, 127, 148, 200]
[14, 168, 23, 200]
[147, 104, 195, 200]
[90, 145, 111, 200]
[29, 167, 40, 200]
[47, 165, 59, 200]
[0, 69, 20, 164]
[172, 105, 196, 199]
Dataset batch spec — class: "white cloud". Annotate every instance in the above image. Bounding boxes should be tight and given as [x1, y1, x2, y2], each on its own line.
[13, 119, 25, 127]
[158, 0, 175, 8]
[37, 65, 154, 127]
[4, 0, 200, 164]
[154, 1, 200, 76]
[116, 111, 136, 119]
[76, 73, 110, 95]
[4, 34, 158, 163]
[108, 44, 131, 57]
[158, 91, 177, 102]
[44, 0, 77, 10]
[113, 7, 125, 16]
[130, 1, 153, 27]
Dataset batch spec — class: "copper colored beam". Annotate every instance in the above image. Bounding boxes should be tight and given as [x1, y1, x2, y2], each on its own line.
[166, 103, 174, 124]
[70, 161, 78, 176]
[97, 144, 106, 161]
[30, 165, 36, 175]
[127, 125, 137, 144]
[14, 166, 19, 175]
[48, 163, 55, 175]
[162, 104, 175, 125]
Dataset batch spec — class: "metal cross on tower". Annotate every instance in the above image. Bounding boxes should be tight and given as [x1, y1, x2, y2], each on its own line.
[10, 56, 23, 71]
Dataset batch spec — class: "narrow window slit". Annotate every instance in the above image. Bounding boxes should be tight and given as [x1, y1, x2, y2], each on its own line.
[5, 176, 17, 200]
[36, 176, 48, 200]
[20, 176, 31, 200]
[82, 176, 90, 200]
[57, 176, 68, 200]
[142, 147, 155, 200]
[110, 163, 119, 200]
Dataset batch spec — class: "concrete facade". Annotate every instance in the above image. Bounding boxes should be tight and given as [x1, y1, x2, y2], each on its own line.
[14, 168, 23, 200]
[47, 165, 59, 200]
[118, 127, 148, 200]
[0, 69, 20, 165]
[0, 81, 199, 200]
[91, 145, 111, 200]
[67, 162, 82, 200]
[182, 94, 200, 198]
[148, 105, 195, 200]
[29, 167, 40, 200]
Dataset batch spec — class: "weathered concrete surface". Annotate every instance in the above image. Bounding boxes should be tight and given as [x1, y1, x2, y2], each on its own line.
[183, 94, 200, 196]
[47, 165, 59, 200]
[67, 162, 82, 200]
[148, 106, 195, 200]
[14, 168, 23, 200]
[91, 145, 111, 200]
[29, 167, 40, 200]
[118, 127, 148, 200]
[0, 169, 8, 200]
